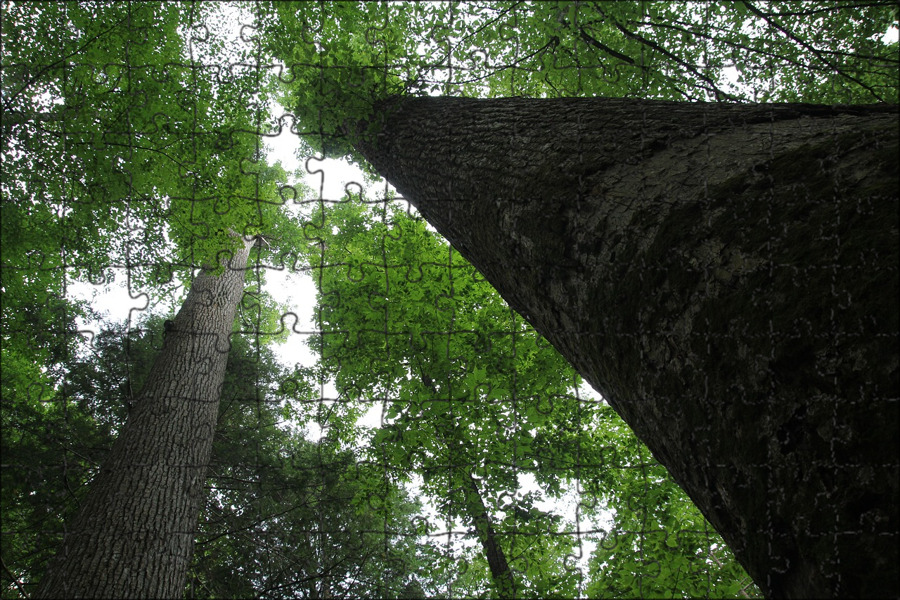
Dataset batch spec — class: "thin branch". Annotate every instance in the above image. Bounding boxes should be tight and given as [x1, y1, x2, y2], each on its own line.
[589, 3, 741, 101]
[1, 556, 29, 599]
[615, 23, 741, 101]
[551, 16, 692, 100]
[1, 110, 69, 128]
[456, 1, 525, 46]
[641, 19, 876, 74]
[642, 14, 898, 65]
[751, 0, 897, 18]
[742, 0, 886, 101]
[578, 28, 636, 65]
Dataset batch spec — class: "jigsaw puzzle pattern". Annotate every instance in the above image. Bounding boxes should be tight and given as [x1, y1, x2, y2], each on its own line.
[3, 3, 896, 598]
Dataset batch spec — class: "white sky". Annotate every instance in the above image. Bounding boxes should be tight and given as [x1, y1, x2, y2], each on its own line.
[261, 131, 368, 367]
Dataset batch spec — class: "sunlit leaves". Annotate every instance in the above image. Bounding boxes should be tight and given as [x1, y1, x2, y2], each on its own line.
[298, 197, 596, 594]
[294, 196, 760, 596]
[2, 1, 304, 295]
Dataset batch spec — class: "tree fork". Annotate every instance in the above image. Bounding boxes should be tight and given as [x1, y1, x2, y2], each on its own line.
[36, 237, 255, 599]
[350, 97, 899, 599]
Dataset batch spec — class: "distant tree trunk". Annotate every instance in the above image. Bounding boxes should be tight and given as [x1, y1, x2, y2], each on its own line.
[35, 237, 254, 599]
[350, 97, 899, 599]
[463, 472, 517, 598]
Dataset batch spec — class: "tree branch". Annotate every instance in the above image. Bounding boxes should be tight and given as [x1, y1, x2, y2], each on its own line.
[742, 0, 886, 102]
[578, 28, 636, 65]
[611, 21, 741, 102]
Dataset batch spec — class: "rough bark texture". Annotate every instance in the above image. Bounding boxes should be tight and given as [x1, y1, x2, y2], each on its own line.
[35, 238, 254, 599]
[350, 97, 899, 599]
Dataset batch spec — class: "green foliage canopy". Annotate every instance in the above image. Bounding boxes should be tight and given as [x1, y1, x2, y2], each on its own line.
[294, 197, 759, 597]
[264, 1, 898, 162]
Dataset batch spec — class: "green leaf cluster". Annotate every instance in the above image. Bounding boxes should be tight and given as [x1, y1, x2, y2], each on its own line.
[1, 2, 309, 427]
[2, 1, 307, 288]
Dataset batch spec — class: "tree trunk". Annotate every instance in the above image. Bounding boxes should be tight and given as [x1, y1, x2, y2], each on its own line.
[350, 97, 899, 599]
[462, 472, 517, 598]
[35, 237, 254, 599]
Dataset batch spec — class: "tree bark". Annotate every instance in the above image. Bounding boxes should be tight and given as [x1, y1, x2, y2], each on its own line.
[35, 237, 254, 599]
[350, 97, 899, 599]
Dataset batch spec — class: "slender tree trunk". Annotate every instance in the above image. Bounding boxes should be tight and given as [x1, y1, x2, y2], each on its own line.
[350, 97, 899, 599]
[430, 378, 518, 598]
[462, 472, 517, 598]
[35, 237, 255, 599]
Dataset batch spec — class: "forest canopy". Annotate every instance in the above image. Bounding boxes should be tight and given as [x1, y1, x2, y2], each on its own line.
[1, 1, 896, 598]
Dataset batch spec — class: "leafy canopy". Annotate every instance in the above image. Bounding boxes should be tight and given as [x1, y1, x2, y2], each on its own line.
[264, 1, 898, 162]
[293, 196, 759, 597]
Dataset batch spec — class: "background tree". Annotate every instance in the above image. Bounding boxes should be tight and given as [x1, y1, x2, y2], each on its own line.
[33, 232, 260, 598]
[2, 312, 431, 598]
[1, 2, 306, 597]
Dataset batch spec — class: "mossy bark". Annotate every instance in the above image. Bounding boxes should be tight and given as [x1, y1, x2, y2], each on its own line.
[35, 238, 254, 599]
[351, 97, 899, 599]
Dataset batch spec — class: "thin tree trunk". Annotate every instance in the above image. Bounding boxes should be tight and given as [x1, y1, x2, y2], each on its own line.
[350, 97, 899, 599]
[36, 237, 255, 599]
[427, 369, 518, 598]
[462, 472, 517, 598]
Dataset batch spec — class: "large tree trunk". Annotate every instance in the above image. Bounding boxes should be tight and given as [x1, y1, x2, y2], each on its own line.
[350, 97, 899, 599]
[36, 237, 254, 599]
